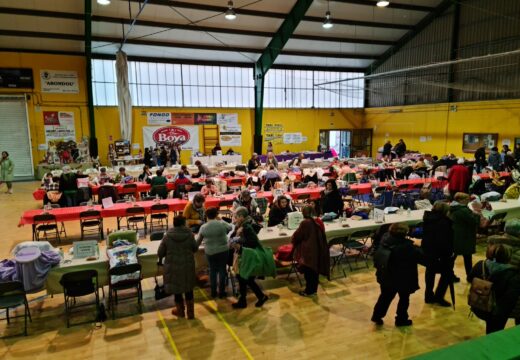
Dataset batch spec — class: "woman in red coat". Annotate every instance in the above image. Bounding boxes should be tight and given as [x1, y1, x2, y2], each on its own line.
[447, 158, 470, 199]
[291, 206, 330, 296]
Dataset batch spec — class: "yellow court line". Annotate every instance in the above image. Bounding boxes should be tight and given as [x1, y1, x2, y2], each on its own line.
[197, 287, 255, 360]
[157, 309, 183, 359]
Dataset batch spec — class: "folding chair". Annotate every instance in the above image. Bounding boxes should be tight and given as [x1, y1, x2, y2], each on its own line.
[0, 281, 32, 336]
[49, 204, 67, 239]
[33, 214, 61, 244]
[293, 194, 310, 211]
[149, 204, 169, 233]
[218, 199, 235, 219]
[98, 185, 119, 204]
[125, 206, 147, 235]
[150, 185, 168, 199]
[343, 230, 373, 270]
[108, 263, 143, 320]
[120, 183, 138, 199]
[60, 270, 101, 328]
[79, 210, 104, 240]
[328, 237, 347, 278]
[228, 178, 243, 192]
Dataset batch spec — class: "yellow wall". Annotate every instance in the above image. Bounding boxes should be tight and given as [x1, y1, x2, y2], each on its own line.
[364, 99, 520, 158]
[0, 52, 89, 166]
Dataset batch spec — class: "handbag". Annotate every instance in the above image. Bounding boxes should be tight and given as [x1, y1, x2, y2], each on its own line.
[232, 250, 240, 274]
[468, 261, 495, 318]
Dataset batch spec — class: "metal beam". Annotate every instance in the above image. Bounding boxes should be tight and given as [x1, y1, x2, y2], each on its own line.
[331, 0, 435, 12]
[366, 0, 455, 75]
[0, 7, 396, 46]
[84, 0, 98, 158]
[253, 0, 313, 154]
[124, 0, 414, 30]
[447, 1, 461, 102]
[0, 29, 378, 60]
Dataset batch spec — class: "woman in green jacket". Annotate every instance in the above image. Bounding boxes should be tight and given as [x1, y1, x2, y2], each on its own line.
[0, 151, 14, 194]
[449, 192, 480, 281]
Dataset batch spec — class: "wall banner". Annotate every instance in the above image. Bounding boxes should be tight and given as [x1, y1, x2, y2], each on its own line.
[264, 123, 284, 144]
[219, 124, 242, 147]
[43, 111, 76, 143]
[147, 112, 172, 125]
[147, 112, 217, 126]
[194, 113, 216, 125]
[40, 70, 79, 94]
[143, 126, 199, 150]
[217, 113, 238, 125]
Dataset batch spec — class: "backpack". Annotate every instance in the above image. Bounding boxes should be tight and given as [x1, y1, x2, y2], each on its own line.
[373, 242, 394, 285]
[468, 261, 495, 319]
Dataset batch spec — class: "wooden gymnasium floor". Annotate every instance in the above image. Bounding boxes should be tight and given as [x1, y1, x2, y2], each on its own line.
[0, 181, 514, 359]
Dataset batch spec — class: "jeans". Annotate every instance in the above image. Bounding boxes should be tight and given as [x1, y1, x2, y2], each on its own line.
[301, 265, 319, 295]
[206, 251, 228, 297]
[237, 275, 264, 304]
[174, 291, 193, 303]
[372, 286, 410, 322]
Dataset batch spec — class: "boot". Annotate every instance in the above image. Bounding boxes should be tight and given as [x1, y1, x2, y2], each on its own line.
[186, 300, 195, 320]
[171, 299, 185, 318]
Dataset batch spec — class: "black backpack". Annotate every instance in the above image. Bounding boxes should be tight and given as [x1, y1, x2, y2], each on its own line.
[374, 242, 394, 285]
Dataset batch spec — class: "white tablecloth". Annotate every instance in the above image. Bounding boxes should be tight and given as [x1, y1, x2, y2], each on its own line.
[192, 155, 242, 166]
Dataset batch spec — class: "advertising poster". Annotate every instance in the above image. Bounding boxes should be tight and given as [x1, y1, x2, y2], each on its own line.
[194, 113, 217, 125]
[40, 70, 79, 94]
[171, 113, 195, 125]
[143, 126, 199, 150]
[283, 132, 303, 144]
[219, 124, 242, 147]
[216, 113, 238, 125]
[43, 111, 76, 143]
[147, 112, 172, 125]
[264, 123, 284, 144]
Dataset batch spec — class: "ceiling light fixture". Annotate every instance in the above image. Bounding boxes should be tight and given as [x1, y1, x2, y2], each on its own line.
[322, 1, 333, 29]
[97, 0, 111, 5]
[225, 1, 237, 20]
[376, 1, 390, 7]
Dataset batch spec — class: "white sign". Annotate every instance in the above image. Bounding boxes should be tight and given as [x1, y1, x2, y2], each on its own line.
[73, 240, 98, 259]
[147, 112, 172, 125]
[283, 132, 303, 144]
[374, 208, 385, 223]
[44, 111, 76, 143]
[219, 124, 242, 146]
[40, 70, 79, 94]
[503, 139, 511, 146]
[143, 126, 200, 150]
[217, 113, 238, 125]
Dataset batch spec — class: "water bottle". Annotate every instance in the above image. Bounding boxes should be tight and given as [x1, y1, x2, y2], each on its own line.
[407, 207, 411, 217]
[400, 205, 404, 214]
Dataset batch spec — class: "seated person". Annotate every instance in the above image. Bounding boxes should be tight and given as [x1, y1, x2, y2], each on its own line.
[150, 169, 168, 187]
[246, 170, 262, 190]
[232, 189, 259, 215]
[43, 181, 66, 207]
[183, 193, 205, 233]
[321, 179, 344, 216]
[268, 195, 296, 227]
[226, 148, 235, 155]
[174, 171, 191, 188]
[41, 172, 54, 189]
[265, 152, 278, 169]
[263, 165, 281, 191]
[114, 167, 130, 183]
[413, 157, 427, 170]
[138, 165, 152, 183]
[288, 153, 305, 168]
[97, 167, 113, 185]
[200, 178, 219, 197]
[211, 142, 222, 155]
[193, 160, 211, 178]
[247, 153, 261, 173]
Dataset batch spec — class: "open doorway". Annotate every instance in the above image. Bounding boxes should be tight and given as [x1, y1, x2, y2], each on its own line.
[319, 129, 372, 158]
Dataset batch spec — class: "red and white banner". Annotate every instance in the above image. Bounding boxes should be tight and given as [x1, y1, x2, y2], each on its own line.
[143, 126, 199, 150]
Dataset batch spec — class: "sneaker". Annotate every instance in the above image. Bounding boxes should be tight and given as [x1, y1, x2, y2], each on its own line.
[395, 319, 413, 327]
[371, 317, 384, 326]
[435, 299, 452, 307]
[255, 295, 268, 308]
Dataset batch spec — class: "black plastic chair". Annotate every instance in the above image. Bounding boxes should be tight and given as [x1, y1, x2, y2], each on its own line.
[59, 270, 101, 328]
[344, 230, 373, 270]
[33, 213, 61, 244]
[80, 210, 104, 240]
[98, 185, 119, 205]
[150, 185, 168, 199]
[149, 204, 169, 233]
[125, 206, 147, 235]
[0, 281, 32, 336]
[108, 263, 143, 319]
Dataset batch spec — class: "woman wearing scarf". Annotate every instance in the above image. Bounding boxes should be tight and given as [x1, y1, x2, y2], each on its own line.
[183, 193, 205, 233]
[291, 206, 330, 296]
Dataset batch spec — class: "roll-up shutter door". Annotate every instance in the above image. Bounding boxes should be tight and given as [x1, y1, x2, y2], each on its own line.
[0, 95, 34, 179]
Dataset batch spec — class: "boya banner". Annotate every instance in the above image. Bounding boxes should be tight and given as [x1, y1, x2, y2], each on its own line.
[143, 126, 199, 150]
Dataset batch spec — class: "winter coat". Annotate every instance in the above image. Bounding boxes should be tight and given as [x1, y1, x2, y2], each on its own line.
[488, 151, 502, 170]
[469, 260, 520, 320]
[474, 147, 487, 166]
[449, 204, 480, 255]
[268, 205, 293, 227]
[0, 158, 14, 182]
[447, 164, 470, 193]
[183, 202, 205, 227]
[292, 218, 330, 278]
[488, 234, 520, 268]
[376, 233, 421, 294]
[421, 210, 454, 270]
[320, 190, 344, 216]
[382, 143, 392, 156]
[158, 226, 198, 294]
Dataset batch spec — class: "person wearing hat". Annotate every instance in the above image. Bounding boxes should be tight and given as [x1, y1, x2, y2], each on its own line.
[447, 158, 470, 199]
[449, 192, 480, 281]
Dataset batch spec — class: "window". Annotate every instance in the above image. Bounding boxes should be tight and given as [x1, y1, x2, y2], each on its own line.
[91, 59, 363, 108]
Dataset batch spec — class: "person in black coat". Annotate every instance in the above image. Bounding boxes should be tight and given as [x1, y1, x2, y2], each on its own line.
[247, 153, 261, 173]
[268, 196, 295, 227]
[382, 140, 392, 158]
[474, 146, 487, 174]
[372, 222, 422, 327]
[320, 179, 344, 216]
[468, 244, 520, 334]
[421, 201, 454, 306]
[144, 148, 152, 167]
[393, 139, 407, 158]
